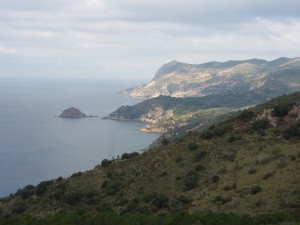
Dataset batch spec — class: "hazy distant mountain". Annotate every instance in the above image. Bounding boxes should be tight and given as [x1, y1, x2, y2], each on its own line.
[123, 57, 300, 99]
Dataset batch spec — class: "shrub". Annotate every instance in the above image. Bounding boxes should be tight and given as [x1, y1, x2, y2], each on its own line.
[161, 138, 170, 145]
[175, 157, 183, 163]
[152, 194, 169, 209]
[252, 119, 270, 131]
[121, 152, 139, 160]
[212, 175, 220, 183]
[213, 124, 232, 137]
[223, 183, 236, 191]
[194, 150, 207, 161]
[101, 159, 112, 167]
[71, 172, 83, 178]
[53, 190, 65, 201]
[10, 201, 26, 214]
[238, 110, 254, 122]
[272, 104, 293, 117]
[104, 180, 122, 196]
[195, 164, 204, 171]
[221, 196, 232, 204]
[222, 151, 236, 162]
[36, 181, 53, 196]
[263, 170, 275, 180]
[17, 185, 35, 200]
[65, 192, 84, 205]
[250, 186, 262, 195]
[201, 130, 214, 140]
[227, 134, 242, 143]
[213, 195, 232, 204]
[183, 171, 198, 191]
[101, 180, 108, 188]
[248, 166, 257, 174]
[283, 122, 300, 139]
[143, 192, 157, 203]
[187, 142, 198, 151]
[160, 170, 168, 177]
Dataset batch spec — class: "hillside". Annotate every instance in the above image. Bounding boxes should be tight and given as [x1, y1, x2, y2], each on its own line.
[106, 92, 266, 132]
[123, 57, 300, 99]
[0, 92, 300, 224]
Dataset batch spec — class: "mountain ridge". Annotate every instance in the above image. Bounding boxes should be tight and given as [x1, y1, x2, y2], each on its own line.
[123, 57, 300, 99]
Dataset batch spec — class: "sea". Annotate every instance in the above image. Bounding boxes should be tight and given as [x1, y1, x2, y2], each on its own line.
[0, 78, 160, 197]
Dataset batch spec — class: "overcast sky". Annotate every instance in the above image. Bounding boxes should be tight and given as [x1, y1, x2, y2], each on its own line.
[1, 0, 300, 80]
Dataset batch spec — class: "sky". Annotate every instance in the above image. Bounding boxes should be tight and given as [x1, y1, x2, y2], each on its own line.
[1, 0, 300, 80]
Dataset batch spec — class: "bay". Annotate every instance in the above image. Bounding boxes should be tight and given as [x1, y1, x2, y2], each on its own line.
[0, 78, 159, 197]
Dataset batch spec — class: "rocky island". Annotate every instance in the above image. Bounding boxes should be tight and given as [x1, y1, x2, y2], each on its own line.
[58, 107, 97, 118]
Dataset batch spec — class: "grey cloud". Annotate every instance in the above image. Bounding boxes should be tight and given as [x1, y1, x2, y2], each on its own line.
[0, 0, 300, 79]
[103, 0, 300, 24]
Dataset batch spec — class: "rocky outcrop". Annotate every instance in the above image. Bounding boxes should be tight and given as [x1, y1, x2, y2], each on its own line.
[58, 107, 96, 118]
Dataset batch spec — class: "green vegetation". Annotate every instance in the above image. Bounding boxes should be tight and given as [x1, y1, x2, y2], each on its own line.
[250, 186, 262, 195]
[187, 142, 198, 151]
[272, 103, 294, 117]
[238, 110, 254, 122]
[252, 119, 270, 131]
[283, 121, 300, 139]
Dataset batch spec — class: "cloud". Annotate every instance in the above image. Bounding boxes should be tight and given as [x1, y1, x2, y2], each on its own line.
[0, 0, 299, 79]
[0, 46, 17, 54]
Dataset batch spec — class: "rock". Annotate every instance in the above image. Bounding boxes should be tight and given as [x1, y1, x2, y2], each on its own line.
[58, 107, 96, 118]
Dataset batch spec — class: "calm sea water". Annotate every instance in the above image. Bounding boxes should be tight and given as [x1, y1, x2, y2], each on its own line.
[0, 78, 159, 197]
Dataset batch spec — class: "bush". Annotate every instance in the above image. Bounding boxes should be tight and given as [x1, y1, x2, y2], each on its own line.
[53, 190, 65, 201]
[121, 152, 139, 160]
[201, 130, 214, 140]
[213, 195, 232, 204]
[101, 159, 112, 167]
[175, 157, 183, 163]
[71, 172, 83, 178]
[213, 124, 232, 137]
[104, 180, 122, 196]
[212, 175, 220, 183]
[36, 181, 54, 196]
[263, 170, 275, 179]
[65, 192, 84, 205]
[194, 150, 207, 161]
[187, 142, 198, 151]
[252, 119, 270, 131]
[195, 164, 204, 171]
[272, 104, 293, 117]
[10, 201, 26, 214]
[161, 138, 170, 145]
[283, 122, 300, 139]
[248, 166, 257, 174]
[223, 183, 236, 191]
[183, 171, 198, 191]
[227, 134, 242, 143]
[238, 110, 254, 122]
[17, 185, 35, 200]
[250, 186, 262, 195]
[152, 194, 169, 209]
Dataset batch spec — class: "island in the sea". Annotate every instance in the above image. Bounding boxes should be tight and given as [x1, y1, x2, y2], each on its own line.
[58, 107, 97, 118]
